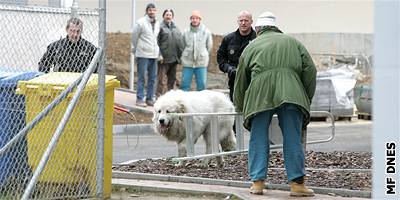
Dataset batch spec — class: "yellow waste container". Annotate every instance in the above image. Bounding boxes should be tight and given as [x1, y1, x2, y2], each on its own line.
[17, 72, 120, 198]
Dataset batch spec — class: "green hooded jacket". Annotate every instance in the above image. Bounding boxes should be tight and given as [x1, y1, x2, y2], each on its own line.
[233, 28, 317, 130]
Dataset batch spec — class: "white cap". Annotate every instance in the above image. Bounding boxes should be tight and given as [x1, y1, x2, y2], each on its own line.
[255, 11, 276, 27]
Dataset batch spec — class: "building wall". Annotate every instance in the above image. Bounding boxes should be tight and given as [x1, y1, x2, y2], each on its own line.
[291, 33, 373, 55]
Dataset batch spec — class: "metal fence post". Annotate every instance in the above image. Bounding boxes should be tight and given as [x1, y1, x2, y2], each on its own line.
[129, 0, 136, 91]
[235, 115, 244, 150]
[96, 0, 106, 197]
[210, 115, 219, 153]
[185, 116, 195, 157]
[70, 0, 78, 18]
[302, 127, 307, 153]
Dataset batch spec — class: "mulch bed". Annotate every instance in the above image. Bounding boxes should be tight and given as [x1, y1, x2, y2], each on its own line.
[113, 151, 372, 191]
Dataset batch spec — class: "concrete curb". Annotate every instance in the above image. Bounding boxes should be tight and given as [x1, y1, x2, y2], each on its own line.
[112, 171, 371, 199]
[116, 157, 165, 165]
[112, 182, 245, 200]
[113, 123, 155, 135]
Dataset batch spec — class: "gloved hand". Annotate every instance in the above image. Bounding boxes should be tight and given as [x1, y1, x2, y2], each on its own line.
[228, 67, 236, 79]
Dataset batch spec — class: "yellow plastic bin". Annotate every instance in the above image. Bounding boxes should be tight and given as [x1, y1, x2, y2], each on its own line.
[17, 72, 120, 198]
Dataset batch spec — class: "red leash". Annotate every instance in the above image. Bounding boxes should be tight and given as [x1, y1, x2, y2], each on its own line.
[114, 105, 130, 113]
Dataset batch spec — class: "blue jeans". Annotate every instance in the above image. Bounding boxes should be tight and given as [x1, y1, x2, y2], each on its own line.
[136, 57, 157, 101]
[248, 103, 305, 182]
[180, 66, 207, 91]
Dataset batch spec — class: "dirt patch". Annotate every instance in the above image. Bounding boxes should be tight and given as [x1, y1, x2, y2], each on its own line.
[113, 151, 372, 191]
[113, 111, 152, 125]
[106, 32, 131, 64]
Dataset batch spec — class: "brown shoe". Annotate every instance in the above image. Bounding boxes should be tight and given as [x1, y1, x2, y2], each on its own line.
[146, 100, 155, 106]
[135, 100, 147, 107]
[249, 180, 264, 195]
[290, 182, 315, 197]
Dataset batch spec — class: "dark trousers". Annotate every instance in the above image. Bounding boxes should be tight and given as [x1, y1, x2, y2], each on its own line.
[228, 76, 236, 133]
[228, 75, 235, 101]
[156, 62, 177, 97]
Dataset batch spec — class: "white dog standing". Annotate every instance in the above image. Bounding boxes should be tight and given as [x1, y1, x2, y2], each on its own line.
[152, 90, 237, 166]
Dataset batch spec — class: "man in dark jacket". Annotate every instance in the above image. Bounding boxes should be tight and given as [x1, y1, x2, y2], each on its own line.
[38, 17, 97, 73]
[217, 10, 256, 101]
[156, 9, 183, 97]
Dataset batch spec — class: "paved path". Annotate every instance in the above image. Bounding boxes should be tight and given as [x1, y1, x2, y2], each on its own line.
[114, 89, 155, 114]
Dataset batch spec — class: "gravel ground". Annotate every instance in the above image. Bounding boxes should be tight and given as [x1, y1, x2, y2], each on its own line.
[113, 151, 372, 191]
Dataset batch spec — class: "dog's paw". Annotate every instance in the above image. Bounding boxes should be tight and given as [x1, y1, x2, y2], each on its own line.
[172, 160, 186, 167]
[200, 158, 211, 168]
[216, 161, 225, 168]
[171, 158, 182, 166]
[216, 156, 225, 168]
[199, 162, 209, 168]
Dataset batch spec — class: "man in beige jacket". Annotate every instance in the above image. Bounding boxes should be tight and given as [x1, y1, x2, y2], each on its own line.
[180, 10, 212, 91]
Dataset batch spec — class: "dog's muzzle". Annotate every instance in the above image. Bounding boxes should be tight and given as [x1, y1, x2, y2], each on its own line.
[158, 118, 170, 134]
[159, 119, 165, 124]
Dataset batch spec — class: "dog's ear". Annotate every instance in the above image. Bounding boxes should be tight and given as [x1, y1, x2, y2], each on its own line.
[152, 109, 158, 122]
[178, 104, 185, 113]
[175, 99, 185, 113]
[176, 101, 185, 121]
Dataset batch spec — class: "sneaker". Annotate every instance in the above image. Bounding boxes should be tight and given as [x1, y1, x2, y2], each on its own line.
[135, 100, 147, 107]
[249, 180, 264, 195]
[146, 100, 155, 106]
[290, 182, 315, 197]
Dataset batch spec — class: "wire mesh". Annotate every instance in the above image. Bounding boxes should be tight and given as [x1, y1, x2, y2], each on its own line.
[0, 2, 110, 199]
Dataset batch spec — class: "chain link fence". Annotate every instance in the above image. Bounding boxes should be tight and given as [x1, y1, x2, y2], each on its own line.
[0, 1, 114, 199]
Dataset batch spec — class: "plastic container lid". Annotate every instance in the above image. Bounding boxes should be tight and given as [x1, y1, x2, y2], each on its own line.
[17, 72, 120, 96]
[0, 71, 43, 89]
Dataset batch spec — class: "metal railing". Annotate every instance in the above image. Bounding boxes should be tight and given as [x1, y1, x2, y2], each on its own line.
[172, 111, 335, 162]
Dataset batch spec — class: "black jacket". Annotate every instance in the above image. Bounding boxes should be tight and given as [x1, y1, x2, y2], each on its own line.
[217, 28, 256, 73]
[38, 37, 97, 73]
[217, 28, 256, 98]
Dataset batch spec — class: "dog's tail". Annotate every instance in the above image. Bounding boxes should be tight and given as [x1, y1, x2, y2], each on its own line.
[220, 130, 237, 152]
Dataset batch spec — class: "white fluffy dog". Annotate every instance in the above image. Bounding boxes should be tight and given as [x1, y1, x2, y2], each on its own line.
[152, 90, 237, 166]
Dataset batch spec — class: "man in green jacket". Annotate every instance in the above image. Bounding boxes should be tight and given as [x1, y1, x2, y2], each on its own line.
[233, 11, 316, 197]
